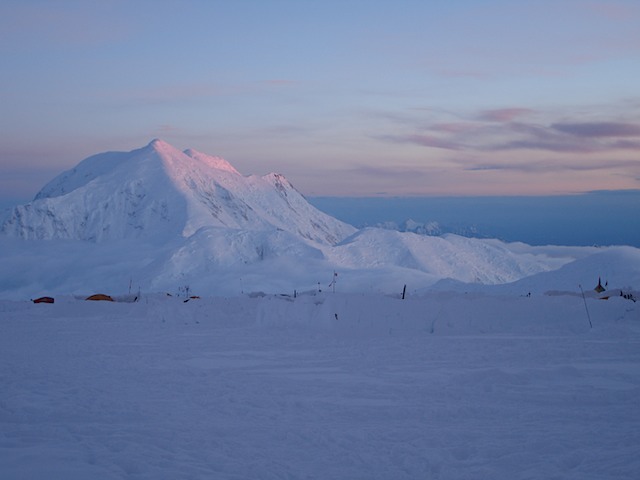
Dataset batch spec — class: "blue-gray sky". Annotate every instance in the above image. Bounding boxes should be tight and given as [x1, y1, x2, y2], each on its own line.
[1, 0, 640, 203]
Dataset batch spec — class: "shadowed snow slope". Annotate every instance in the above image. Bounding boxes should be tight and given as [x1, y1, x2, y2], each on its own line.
[1, 139, 355, 245]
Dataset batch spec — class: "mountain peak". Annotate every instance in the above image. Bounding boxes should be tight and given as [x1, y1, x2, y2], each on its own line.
[2, 140, 356, 245]
[143, 138, 161, 150]
[147, 138, 169, 148]
[144, 140, 240, 175]
[183, 148, 241, 175]
[145, 138, 183, 156]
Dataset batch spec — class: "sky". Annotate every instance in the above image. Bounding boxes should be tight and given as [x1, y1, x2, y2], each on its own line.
[1, 0, 640, 205]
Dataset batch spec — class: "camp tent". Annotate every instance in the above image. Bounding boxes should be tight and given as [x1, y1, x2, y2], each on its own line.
[33, 296, 54, 304]
[85, 294, 114, 302]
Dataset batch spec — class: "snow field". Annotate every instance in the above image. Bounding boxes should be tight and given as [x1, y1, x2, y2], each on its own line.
[1, 292, 639, 479]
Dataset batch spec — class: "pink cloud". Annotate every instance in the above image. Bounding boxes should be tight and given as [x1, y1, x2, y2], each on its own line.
[374, 105, 640, 155]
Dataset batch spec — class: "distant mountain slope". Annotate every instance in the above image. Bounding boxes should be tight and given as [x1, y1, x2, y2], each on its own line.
[325, 228, 566, 286]
[1, 139, 355, 244]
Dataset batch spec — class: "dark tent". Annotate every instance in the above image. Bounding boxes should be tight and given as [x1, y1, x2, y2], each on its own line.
[33, 296, 55, 304]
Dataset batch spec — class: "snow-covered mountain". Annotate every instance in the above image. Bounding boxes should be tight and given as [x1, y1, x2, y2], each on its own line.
[1, 139, 639, 298]
[1, 139, 355, 245]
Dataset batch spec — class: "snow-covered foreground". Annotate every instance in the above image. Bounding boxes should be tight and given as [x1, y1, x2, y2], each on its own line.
[2, 291, 639, 479]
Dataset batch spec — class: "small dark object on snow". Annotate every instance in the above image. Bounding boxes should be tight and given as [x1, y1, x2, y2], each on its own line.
[33, 296, 54, 304]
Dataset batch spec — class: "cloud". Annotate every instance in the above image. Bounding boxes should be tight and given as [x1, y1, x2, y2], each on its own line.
[374, 102, 640, 155]
[489, 139, 599, 154]
[454, 157, 640, 173]
[375, 134, 462, 151]
[492, 120, 640, 153]
[375, 119, 599, 154]
[612, 139, 640, 150]
[490, 122, 600, 153]
[552, 122, 640, 138]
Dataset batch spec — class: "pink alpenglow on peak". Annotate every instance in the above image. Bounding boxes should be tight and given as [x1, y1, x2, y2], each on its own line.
[144, 138, 186, 157]
[147, 138, 171, 149]
[0, 140, 356, 245]
[183, 148, 241, 175]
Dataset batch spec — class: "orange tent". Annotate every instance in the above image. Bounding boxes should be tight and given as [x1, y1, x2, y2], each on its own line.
[85, 294, 114, 302]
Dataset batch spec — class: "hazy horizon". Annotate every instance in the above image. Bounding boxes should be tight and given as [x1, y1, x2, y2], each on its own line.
[310, 189, 640, 247]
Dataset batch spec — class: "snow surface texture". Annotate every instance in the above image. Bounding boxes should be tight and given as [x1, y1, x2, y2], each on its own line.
[2, 139, 638, 299]
[1, 286, 639, 479]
